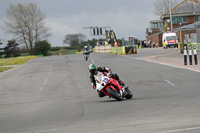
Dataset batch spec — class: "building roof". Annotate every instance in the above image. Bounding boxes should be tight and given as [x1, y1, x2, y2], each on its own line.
[150, 20, 163, 23]
[161, 0, 200, 18]
[172, 21, 200, 31]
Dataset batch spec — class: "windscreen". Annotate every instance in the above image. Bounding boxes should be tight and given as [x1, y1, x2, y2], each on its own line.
[166, 36, 177, 40]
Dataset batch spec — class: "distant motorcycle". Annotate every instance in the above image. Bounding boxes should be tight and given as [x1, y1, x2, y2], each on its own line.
[83, 50, 90, 61]
[96, 72, 132, 101]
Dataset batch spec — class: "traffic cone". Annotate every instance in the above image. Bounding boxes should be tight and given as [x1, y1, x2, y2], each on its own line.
[133, 48, 136, 54]
[175, 46, 178, 51]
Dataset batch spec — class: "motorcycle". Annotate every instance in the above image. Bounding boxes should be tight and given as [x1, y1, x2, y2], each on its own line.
[96, 72, 132, 101]
[83, 50, 90, 61]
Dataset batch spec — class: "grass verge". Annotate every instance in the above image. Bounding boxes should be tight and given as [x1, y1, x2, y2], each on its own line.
[0, 56, 36, 73]
[0, 67, 13, 72]
[0, 56, 36, 66]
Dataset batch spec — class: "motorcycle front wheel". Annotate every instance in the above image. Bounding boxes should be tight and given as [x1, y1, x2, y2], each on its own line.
[85, 55, 88, 61]
[107, 88, 123, 101]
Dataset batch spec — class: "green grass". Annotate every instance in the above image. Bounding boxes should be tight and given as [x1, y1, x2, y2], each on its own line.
[50, 49, 79, 55]
[0, 67, 13, 72]
[0, 56, 36, 73]
[0, 56, 36, 66]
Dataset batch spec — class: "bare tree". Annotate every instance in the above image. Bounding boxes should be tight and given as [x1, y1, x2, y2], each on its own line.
[63, 34, 86, 48]
[153, 0, 179, 16]
[2, 3, 51, 55]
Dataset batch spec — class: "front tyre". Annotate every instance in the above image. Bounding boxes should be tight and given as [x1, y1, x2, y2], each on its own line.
[125, 88, 133, 99]
[107, 88, 123, 101]
[125, 93, 132, 99]
[85, 55, 88, 61]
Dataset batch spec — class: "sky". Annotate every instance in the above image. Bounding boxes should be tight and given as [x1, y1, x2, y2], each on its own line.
[0, 0, 182, 47]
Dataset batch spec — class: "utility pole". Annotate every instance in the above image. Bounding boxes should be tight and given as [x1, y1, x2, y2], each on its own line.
[169, 2, 173, 31]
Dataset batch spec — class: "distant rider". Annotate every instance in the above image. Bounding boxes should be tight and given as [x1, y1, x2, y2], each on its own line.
[88, 63, 129, 97]
[83, 46, 89, 55]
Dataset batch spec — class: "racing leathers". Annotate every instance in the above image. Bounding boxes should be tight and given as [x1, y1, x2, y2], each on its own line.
[83, 47, 90, 55]
[89, 66, 126, 97]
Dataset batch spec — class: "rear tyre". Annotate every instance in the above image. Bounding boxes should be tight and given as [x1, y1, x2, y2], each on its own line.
[107, 88, 123, 101]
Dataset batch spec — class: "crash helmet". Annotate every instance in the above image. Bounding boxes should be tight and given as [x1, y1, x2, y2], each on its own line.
[84, 46, 88, 49]
[88, 63, 98, 75]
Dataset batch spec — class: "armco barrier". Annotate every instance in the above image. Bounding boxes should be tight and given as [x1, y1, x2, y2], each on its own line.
[111, 47, 125, 55]
[196, 43, 200, 53]
[125, 45, 138, 54]
[188, 43, 200, 53]
[180, 43, 200, 54]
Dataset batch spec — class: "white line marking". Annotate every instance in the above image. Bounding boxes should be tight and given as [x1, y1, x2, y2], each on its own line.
[164, 79, 175, 86]
[123, 55, 200, 73]
[156, 126, 200, 133]
[40, 68, 53, 91]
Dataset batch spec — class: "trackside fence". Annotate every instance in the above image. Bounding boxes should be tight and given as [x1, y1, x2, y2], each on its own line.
[94, 45, 138, 55]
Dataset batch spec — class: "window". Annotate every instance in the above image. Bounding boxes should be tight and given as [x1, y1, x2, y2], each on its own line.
[166, 36, 177, 41]
[172, 16, 187, 24]
[182, 16, 187, 23]
[159, 23, 163, 28]
[172, 17, 182, 24]
[195, 15, 200, 21]
[153, 23, 158, 28]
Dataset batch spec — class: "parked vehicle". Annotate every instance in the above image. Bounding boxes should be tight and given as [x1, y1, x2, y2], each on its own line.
[96, 72, 132, 101]
[162, 32, 178, 49]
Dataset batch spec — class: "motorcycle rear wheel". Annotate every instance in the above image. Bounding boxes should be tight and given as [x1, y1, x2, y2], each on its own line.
[107, 88, 123, 101]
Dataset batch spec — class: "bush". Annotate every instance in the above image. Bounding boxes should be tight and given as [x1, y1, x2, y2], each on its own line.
[34, 40, 51, 56]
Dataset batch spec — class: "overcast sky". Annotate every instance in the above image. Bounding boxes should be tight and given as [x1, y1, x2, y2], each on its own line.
[0, 0, 182, 47]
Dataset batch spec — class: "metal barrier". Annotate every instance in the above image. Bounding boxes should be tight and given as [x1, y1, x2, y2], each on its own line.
[111, 47, 125, 55]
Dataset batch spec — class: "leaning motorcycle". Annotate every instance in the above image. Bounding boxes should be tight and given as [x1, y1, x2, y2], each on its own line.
[96, 72, 132, 101]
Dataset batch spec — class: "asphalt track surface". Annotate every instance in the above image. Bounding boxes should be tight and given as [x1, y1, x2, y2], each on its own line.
[0, 48, 200, 133]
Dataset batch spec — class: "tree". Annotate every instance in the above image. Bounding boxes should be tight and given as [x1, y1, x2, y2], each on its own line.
[4, 39, 20, 58]
[153, 0, 179, 16]
[2, 3, 51, 55]
[34, 40, 51, 56]
[63, 34, 86, 48]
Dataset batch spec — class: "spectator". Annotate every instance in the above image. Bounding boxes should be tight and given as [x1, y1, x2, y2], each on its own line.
[105, 41, 108, 45]
[148, 40, 151, 48]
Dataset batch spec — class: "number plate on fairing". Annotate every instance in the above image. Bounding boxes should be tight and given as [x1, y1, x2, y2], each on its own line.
[102, 78, 108, 84]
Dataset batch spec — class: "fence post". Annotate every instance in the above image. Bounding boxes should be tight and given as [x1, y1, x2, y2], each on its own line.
[193, 45, 198, 65]
[189, 45, 192, 65]
[184, 44, 187, 65]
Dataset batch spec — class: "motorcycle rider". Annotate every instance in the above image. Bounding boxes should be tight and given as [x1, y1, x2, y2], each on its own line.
[88, 63, 129, 97]
[83, 45, 89, 55]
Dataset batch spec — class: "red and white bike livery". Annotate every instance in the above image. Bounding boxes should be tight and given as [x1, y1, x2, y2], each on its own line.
[96, 72, 132, 101]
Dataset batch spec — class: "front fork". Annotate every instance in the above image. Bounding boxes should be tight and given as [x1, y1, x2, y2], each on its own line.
[120, 87, 128, 98]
